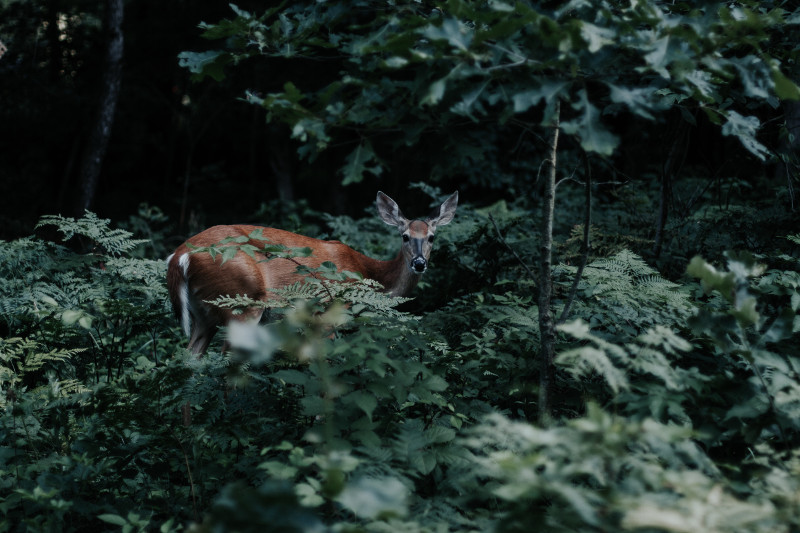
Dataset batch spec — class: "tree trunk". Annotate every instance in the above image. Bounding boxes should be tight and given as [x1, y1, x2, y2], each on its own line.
[74, 0, 123, 215]
[538, 101, 560, 425]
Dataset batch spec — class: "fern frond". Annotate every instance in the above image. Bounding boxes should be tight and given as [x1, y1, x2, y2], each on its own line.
[36, 212, 147, 256]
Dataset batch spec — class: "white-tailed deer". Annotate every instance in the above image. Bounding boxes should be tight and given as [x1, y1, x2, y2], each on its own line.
[167, 191, 458, 354]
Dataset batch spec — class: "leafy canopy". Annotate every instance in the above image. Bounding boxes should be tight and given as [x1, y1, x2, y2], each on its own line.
[180, 0, 799, 188]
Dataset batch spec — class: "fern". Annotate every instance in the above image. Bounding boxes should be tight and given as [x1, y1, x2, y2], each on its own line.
[36, 211, 148, 256]
[555, 249, 692, 333]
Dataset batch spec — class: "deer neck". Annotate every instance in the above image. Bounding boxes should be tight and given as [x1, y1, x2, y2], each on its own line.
[367, 252, 420, 297]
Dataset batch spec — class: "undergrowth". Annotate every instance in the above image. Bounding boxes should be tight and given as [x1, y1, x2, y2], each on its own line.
[0, 200, 798, 532]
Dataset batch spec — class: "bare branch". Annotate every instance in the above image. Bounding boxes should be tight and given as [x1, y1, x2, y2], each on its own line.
[558, 152, 592, 325]
[488, 214, 536, 286]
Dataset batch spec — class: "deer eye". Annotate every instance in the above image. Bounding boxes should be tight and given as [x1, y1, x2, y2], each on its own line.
[402, 234, 410, 242]
[428, 235, 435, 243]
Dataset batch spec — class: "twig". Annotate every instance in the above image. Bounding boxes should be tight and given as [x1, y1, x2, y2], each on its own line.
[174, 434, 200, 522]
[488, 214, 536, 286]
[558, 151, 592, 325]
[653, 119, 689, 259]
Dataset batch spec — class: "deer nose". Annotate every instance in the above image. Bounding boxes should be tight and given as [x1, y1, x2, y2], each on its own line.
[411, 257, 427, 273]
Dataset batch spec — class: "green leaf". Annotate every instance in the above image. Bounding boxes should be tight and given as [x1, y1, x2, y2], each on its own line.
[425, 425, 456, 444]
[62, 309, 93, 329]
[422, 78, 447, 106]
[512, 81, 568, 113]
[337, 477, 408, 519]
[98, 514, 129, 526]
[608, 85, 663, 120]
[556, 346, 629, 393]
[721, 111, 769, 160]
[643, 37, 670, 78]
[772, 68, 800, 101]
[762, 306, 797, 343]
[344, 390, 377, 421]
[730, 296, 759, 327]
[580, 21, 616, 53]
[177, 50, 230, 82]
[422, 18, 473, 52]
[687, 256, 735, 301]
[561, 90, 619, 156]
[272, 369, 310, 386]
[339, 141, 383, 186]
[422, 374, 448, 392]
[258, 460, 298, 480]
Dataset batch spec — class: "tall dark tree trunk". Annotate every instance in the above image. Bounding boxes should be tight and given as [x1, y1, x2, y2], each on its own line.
[74, 0, 123, 215]
[538, 101, 560, 425]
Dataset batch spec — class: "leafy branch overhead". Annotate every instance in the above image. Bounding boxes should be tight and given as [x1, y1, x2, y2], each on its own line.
[180, 0, 799, 181]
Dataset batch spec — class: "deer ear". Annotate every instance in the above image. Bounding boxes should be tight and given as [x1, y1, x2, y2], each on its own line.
[376, 191, 409, 229]
[427, 191, 458, 228]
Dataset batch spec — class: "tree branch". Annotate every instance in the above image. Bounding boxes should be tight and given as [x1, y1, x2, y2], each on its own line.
[488, 214, 536, 286]
[558, 151, 592, 325]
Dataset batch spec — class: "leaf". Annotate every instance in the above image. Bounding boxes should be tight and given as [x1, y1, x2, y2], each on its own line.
[512, 81, 568, 113]
[561, 90, 619, 156]
[339, 141, 383, 186]
[344, 390, 377, 421]
[258, 460, 298, 480]
[721, 110, 769, 160]
[227, 321, 279, 364]
[772, 68, 800, 101]
[271, 369, 310, 386]
[580, 21, 616, 53]
[98, 514, 129, 526]
[337, 477, 408, 519]
[730, 56, 771, 99]
[762, 306, 797, 343]
[177, 50, 230, 82]
[62, 309, 92, 329]
[608, 84, 662, 120]
[730, 296, 759, 327]
[556, 346, 629, 393]
[644, 37, 670, 78]
[687, 256, 735, 301]
[422, 374, 448, 392]
[425, 425, 456, 444]
[422, 18, 473, 52]
[422, 78, 447, 106]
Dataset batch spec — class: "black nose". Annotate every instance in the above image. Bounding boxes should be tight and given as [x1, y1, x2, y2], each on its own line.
[411, 257, 427, 273]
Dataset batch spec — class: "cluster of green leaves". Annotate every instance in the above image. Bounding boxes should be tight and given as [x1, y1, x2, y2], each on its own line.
[179, 0, 799, 191]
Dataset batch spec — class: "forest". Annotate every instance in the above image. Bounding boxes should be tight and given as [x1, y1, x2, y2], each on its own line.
[1, 0, 800, 531]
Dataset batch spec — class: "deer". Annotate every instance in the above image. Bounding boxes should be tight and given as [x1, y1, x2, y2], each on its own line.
[166, 191, 458, 354]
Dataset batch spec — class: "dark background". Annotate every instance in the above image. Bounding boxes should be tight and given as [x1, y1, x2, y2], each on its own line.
[0, 0, 389, 241]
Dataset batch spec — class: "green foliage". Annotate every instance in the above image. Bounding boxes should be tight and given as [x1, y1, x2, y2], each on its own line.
[180, 0, 799, 192]
[2, 201, 800, 532]
[556, 249, 694, 333]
